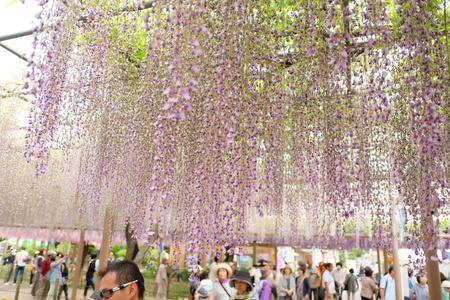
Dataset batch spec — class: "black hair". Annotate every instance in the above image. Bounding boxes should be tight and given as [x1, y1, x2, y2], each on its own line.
[388, 266, 394, 273]
[98, 260, 145, 300]
[441, 272, 447, 283]
[90, 253, 98, 259]
[246, 284, 253, 292]
[416, 274, 426, 284]
[349, 268, 354, 274]
[324, 263, 332, 269]
[213, 257, 219, 263]
[336, 262, 342, 267]
[51, 252, 63, 261]
[365, 269, 373, 277]
[199, 270, 209, 280]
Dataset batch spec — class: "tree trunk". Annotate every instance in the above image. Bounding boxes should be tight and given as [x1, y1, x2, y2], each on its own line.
[133, 243, 151, 268]
[125, 224, 138, 261]
[81, 243, 90, 268]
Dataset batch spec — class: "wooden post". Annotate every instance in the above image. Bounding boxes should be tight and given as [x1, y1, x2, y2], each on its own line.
[14, 274, 22, 300]
[200, 253, 207, 269]
[377, 249, 382, 282]
[72, 242, 77, 265]
[383, 248, 389, 276]
[71, 229, 85, 300]
[67, 242, 72, 262]
[96, 210, 112, 298]
[98, 209, 111, 272]
[390, 189, 402, 300]
[253, 242, 257, 266]
[0, 258, 4, 280]
[426, 248, 442, 299]
[391, 234, 402, 300]
[425, 213, 442, 299]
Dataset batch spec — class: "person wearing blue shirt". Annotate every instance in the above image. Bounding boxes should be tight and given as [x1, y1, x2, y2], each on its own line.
[410, 274, 428, 300]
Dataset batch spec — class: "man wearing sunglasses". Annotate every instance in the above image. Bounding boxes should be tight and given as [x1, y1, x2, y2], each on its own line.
[98, 260, 145, 300]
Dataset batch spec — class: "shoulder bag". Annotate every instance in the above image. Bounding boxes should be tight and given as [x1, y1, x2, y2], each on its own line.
[219, 281, 232, 299]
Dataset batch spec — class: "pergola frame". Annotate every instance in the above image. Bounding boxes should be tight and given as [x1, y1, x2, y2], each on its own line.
[0, 0, 157, 61]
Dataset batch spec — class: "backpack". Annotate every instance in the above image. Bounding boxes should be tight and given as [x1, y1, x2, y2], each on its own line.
[308, 271, 319, 288]
[61, 263, 69, 277]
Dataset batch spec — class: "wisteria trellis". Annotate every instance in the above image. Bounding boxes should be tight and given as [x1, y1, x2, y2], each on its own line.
[18, 0, 450, 257]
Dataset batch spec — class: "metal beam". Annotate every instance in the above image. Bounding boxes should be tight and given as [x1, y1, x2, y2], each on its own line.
[0, 42, 28, 62]
[122, 0, 157, 11]
[0, 29, 34, 42]
[0, 0, 157, 44]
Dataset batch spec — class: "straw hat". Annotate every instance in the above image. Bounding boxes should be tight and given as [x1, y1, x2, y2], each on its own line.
[281, 265, 293, 274]
[213, 263, 233, 278]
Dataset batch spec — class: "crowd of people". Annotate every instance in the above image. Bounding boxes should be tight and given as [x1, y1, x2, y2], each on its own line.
[6, 247, 450, 300]
[3, 247, 72, 300]
[188, 259, 350, 300]
[2, 247, 123, 300]
[189, 259, 450, 300]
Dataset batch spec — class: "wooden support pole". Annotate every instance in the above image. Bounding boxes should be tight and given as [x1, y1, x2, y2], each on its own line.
[14, 274, 22, 300]
[390, 193, 402, 300]
[200, 253, 207, 269]
[383, 248, 389, 275]
[98, 209, 111, 272]
[426, 248, 442, 299]
[71, 242, 77, 267]
[71, 229, 85, 300]
[377, 249, 382, 282]
[392, 234, 402, 300]
[426, 213, 442, 299]
[253, 242, 257, 266]
[67, 242, 72, 261]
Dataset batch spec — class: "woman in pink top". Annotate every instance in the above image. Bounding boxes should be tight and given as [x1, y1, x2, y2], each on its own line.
[361, 268, 379, 300]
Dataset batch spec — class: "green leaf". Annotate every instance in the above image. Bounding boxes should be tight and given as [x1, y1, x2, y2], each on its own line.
[8, 0, 19, 7]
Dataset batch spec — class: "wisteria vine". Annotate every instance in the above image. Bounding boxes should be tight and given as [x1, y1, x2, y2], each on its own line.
[13, 0, 450, 259]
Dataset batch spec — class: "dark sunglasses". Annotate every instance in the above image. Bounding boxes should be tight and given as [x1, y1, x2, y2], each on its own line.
[100, 280, 138, 299]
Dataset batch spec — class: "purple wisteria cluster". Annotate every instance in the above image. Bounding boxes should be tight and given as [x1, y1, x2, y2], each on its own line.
[23, 0, 450, 257]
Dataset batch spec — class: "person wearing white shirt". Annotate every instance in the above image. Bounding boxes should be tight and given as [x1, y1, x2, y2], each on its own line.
[379, 266, 395, 300]
[13, 247, 29, 284]
[331, 262, 346, 299]
[322, 263, 336, 300]
[250, 267, 262, 285]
